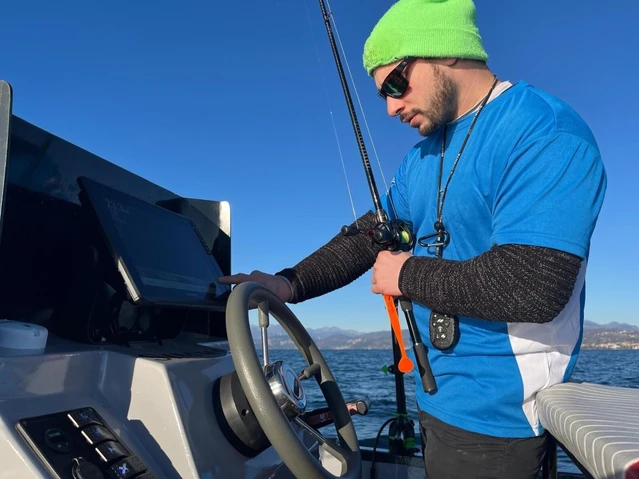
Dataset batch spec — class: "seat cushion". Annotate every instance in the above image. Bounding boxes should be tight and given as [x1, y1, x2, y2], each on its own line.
[537, 382, 639, 479]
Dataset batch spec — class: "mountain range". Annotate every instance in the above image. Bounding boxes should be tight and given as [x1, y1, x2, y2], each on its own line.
[583, 320, 638, 330]
[251, 320, 639, 350]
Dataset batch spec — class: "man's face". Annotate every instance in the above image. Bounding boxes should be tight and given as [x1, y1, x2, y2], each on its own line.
[374, 58, 458, 137]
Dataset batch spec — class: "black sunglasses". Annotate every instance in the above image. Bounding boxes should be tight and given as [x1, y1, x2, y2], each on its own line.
[378, 57, 418, 100]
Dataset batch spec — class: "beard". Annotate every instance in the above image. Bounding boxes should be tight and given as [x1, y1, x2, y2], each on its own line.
[411, 65, 458, 137]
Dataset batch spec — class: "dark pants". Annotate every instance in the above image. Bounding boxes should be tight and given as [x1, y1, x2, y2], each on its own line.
[418, 409, 548, 479]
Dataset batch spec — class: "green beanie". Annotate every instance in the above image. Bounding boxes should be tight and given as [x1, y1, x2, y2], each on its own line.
[363, 0, 488, 76]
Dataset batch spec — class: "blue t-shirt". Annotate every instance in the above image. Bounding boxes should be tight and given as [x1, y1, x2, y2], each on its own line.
[379, 80, 607, 438]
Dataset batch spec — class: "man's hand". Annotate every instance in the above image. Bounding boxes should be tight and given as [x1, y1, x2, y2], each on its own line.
[218, 270, 293, 303]
[371, 251, 412, 296]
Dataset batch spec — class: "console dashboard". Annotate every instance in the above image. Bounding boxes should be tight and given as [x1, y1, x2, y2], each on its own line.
[0, 335, 303, 479]
[17, 407, 154, 479]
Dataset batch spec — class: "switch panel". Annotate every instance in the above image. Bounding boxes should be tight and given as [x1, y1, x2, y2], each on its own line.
[16, 407, 156, 479]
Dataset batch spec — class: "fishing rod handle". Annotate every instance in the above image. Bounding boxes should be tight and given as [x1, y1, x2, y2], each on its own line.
[413, 342, 437, 393]
[398, 298, 437, 393]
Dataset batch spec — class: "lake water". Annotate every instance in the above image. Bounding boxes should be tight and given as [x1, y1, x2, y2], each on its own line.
[266, 348, 639, 476]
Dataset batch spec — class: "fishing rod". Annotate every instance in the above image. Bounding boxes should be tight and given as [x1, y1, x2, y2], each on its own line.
[316, 0, 436, 395]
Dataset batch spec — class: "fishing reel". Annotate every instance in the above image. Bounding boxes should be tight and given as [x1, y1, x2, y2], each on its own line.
[341, 219, 414, 252]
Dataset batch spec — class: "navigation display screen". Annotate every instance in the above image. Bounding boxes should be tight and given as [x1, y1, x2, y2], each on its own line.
[77, 176, 230, 308]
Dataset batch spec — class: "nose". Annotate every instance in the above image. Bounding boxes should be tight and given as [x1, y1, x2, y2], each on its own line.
[386, 97, 404, 118]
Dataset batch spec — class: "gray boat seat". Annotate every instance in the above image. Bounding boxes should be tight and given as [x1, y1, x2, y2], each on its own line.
[537, 382, 639, 479]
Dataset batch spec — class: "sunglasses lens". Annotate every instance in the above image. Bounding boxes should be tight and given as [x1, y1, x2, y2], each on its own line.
[381, 73, 408, 99]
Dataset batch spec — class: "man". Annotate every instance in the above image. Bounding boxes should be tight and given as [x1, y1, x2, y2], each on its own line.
[219, 0, 607, 477]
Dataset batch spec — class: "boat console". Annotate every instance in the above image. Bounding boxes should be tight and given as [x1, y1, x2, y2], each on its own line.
[0, 80, 363, 479]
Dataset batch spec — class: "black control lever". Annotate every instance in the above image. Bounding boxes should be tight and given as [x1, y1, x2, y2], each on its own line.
[300, 396, 371, 430]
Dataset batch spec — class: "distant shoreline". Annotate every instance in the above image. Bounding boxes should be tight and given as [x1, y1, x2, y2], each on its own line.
[253, 322, 639, 351]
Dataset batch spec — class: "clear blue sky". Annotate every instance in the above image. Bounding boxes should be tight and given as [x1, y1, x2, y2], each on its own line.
[2, 0, 637, 331]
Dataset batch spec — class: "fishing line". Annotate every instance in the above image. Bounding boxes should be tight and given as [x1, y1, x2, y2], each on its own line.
[323, 0, 398, 220]
[302, 0, 359, 226]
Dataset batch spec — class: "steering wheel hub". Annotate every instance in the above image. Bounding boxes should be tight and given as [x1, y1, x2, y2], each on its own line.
[265, 361, 307, 419]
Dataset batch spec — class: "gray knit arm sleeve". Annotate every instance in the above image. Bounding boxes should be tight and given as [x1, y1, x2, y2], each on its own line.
[398, 244, 583, 323]
[275, 211, 382, 303]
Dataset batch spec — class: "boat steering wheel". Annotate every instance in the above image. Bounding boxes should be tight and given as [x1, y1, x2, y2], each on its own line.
[225, 282, 362, 479]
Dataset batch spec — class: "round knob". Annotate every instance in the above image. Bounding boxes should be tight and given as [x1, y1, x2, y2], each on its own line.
[72, 458, 104, 479]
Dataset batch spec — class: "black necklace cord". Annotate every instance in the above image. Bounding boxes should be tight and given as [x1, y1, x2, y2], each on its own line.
[418, 75, 499, 257]
[416, 76, 499, 352]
